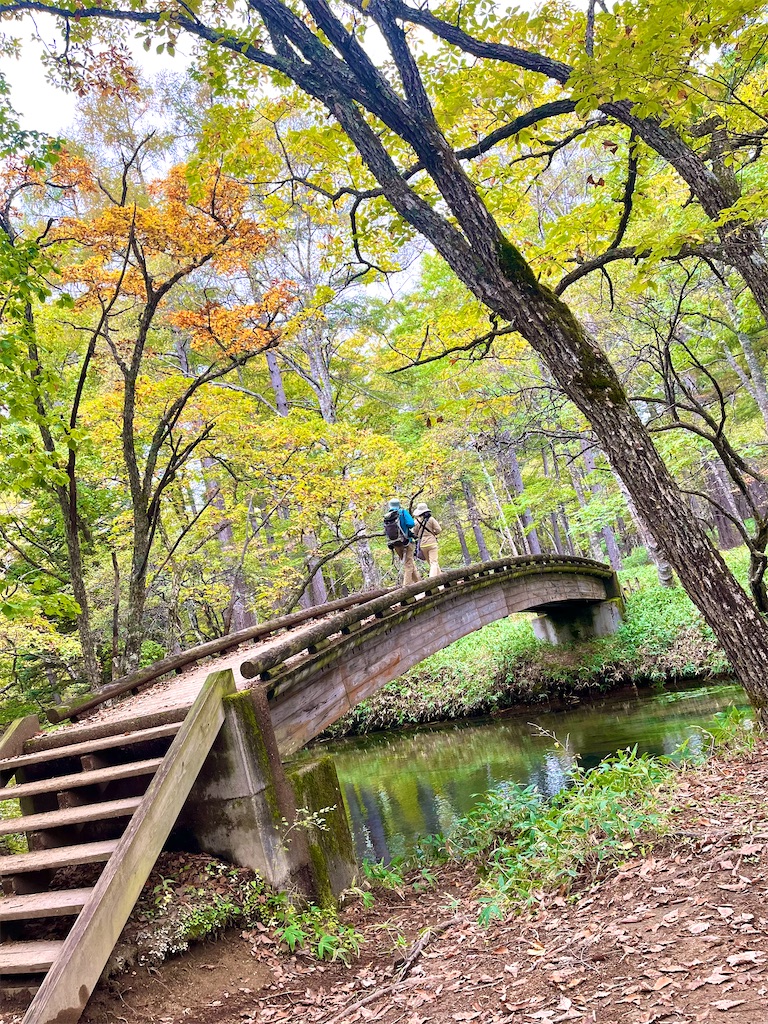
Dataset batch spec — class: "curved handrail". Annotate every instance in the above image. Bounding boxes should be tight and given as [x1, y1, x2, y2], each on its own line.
[51, 555, 616, 725]
[48, 587, 390, 724]
[240, 554, 617, 684]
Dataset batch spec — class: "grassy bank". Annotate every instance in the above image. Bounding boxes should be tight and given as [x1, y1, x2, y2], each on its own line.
[324, 550, 747, 737]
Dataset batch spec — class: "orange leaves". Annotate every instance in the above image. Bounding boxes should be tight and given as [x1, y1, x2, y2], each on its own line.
[0, 149, 98, 211]
[143, 164, 274, 271]
[166, 285, 294, 357]
[54, 162, 278, 305]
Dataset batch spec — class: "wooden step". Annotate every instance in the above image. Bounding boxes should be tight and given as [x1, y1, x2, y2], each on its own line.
[26, 707, 188, 754]
[0, 758, 162, 803]
[0, 941, 64, 975]
[0, 888, 92, 922]
[0, 723, 180, 775]
[0, 796, 142, 837]
[0, 840, 117, 876]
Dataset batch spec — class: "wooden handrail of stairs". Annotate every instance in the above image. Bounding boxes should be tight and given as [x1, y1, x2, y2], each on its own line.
[21, 667, 236, 1024]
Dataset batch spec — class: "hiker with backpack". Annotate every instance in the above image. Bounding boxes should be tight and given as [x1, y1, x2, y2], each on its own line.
[383, 498, 421, 586]
[413, 502, 443, 578]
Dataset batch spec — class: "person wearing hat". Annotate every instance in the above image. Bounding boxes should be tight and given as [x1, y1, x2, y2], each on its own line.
[413, 502, 443, 578]
[386, 498, 421, 586]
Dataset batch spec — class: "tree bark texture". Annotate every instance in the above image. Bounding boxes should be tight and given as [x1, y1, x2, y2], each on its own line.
[461, 478, 491, 561]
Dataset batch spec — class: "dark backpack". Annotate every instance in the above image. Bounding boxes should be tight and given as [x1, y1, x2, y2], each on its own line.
[383, 509, 409, 549]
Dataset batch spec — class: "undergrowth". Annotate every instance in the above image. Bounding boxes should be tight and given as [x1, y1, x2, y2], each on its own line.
[360, 706, 756, 923]
[111, 853, 362, 974]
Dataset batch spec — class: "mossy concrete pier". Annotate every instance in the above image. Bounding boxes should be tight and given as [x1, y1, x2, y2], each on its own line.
[180, 688, 356, 901]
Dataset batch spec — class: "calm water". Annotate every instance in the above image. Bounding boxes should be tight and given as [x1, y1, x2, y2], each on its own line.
[308, 682, 747, 862]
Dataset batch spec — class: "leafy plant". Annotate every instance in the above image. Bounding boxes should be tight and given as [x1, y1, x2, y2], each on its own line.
[410, 747, 674, 922]
[269, 902, 363, 964]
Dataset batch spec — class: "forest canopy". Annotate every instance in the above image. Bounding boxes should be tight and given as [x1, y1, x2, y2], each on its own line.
[1, 1, 768, 719]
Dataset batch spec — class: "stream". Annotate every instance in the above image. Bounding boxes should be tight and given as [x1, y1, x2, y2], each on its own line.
[310, 681, 747, 862]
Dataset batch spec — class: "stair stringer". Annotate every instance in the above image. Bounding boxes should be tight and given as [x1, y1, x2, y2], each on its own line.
[22, 667, 236, 1024]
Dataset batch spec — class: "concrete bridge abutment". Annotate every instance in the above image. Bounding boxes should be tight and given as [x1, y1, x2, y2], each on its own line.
[178, 687, 356, 905]
[531, 597, 624, 645]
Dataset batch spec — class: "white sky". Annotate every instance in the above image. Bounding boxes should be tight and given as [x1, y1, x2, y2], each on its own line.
[4, 27, 190, 135]
[4, 0, 549, 136]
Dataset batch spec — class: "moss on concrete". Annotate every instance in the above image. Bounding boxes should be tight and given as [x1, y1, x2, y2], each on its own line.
[224, 690, 282, 822]
[287, 757, 356, 907]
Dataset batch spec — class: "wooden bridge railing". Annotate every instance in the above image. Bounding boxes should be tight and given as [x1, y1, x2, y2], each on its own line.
[46, 587, 390, 724]
[48, 555, 617, 726]
[239, 554, 618, 685]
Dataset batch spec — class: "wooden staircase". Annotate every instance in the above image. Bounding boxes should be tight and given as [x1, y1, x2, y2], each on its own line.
[0, 668, 235, 1024]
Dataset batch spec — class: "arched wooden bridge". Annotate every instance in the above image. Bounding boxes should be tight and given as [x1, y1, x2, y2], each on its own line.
[0, 554, 622, 1023]
[240, 554, 623, 754]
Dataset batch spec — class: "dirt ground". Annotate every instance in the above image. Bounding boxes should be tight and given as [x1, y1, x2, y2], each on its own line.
[74, 744, 768, 1024]
[4, 744, 768, 1024]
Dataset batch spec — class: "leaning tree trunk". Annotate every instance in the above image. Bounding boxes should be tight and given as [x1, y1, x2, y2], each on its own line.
[199, 18, 768, 721]
[355, 117, 768, 719]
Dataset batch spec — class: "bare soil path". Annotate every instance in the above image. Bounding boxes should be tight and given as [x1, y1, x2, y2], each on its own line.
[42, 742, 768, 1024]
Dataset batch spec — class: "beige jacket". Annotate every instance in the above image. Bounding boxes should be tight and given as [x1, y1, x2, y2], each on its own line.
[415, 514, 441, 550]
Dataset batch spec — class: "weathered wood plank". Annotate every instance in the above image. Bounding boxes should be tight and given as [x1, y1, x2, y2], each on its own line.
[0, 758, 163, 803]
[0, 889, 93, 922]
[0, 724, 180, 774]
[22, 668, 235, 1024]
[0, 942, 64, 975]
[0, 797, 142, 837]
[0, 717, 40, 767]
[0, 841, 117, 875]
[27, 709, 187, 754]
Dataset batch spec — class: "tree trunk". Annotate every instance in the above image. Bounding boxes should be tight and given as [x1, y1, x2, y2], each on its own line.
[568, 463, 604, 561]
[706, 460, 743, 550]
[461, 478, 491, 561]
[352, 513, 381, 590]
[721, 288, 768, 435]
[372, 120, 768, 714]
[499, 441, 542, 555]
[615, 474, 674, 586]
[448, 496, 473, 565]
[122, 518, 151, 674]
[58, 489, 101, 688]
[480, 459, 518, 555]
[580, 441, 622, 570]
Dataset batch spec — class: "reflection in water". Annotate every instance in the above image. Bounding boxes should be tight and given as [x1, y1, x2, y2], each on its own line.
[308, 682, 746, 862]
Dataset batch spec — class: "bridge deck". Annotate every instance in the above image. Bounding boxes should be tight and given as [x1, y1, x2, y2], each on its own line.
[50, 555, 620, 738]
[57, 620, 316, 731]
